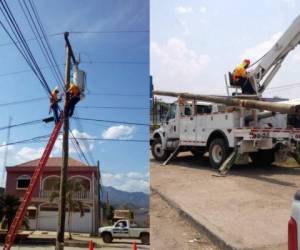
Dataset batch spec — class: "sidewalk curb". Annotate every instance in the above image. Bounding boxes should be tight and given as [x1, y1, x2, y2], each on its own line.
[151, 187, 240, 250]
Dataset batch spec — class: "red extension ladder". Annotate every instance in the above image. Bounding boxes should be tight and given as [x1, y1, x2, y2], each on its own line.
[3, 118, 63, 250]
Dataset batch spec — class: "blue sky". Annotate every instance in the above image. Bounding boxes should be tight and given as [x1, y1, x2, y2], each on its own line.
[151, 0, 300, 98]
[0, 0, 149, 193]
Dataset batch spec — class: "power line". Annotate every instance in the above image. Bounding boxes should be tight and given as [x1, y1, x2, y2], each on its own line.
[77, 105, 148, 110]
[19, 0, 64, 90]
[70, 138, 147, 142]
[88, 92, 147, 97]
[81, 60, 148, 65]
[0, 97, 45, 107]
[0, 30, 148, 48]
[0, 0, 52, 95]
[72, 117, 149, 126]
[0, 119, 43, 131]
[69, 30, 149, 34]
[71, 111, 96, 165]
[0, 32, 62, 47]
[0, 135, 147, 148]
[0, 134, 52, 148]
[0, 60, 146, 79]
[0, 64, 64, 78]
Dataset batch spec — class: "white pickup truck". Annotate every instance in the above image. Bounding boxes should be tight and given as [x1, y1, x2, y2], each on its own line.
[99, 219, 150, 244]
[289, 190, 300, 250]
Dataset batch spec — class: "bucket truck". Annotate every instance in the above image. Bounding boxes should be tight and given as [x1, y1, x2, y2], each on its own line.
[151, 14, 300, 175]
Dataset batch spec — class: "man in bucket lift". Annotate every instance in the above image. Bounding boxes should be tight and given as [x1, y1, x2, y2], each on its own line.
[232, 59, 256, 94]
[49, 86, 61, 124]
[67, 82, 81, 117]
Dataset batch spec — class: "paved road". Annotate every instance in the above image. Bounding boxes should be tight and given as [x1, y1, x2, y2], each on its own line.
[1, 237, 149, 250]
[4, 241, 149, 250]
[151, 153, 300, 250]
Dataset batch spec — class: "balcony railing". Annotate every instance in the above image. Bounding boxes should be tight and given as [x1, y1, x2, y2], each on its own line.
[39, 190, 92, 200]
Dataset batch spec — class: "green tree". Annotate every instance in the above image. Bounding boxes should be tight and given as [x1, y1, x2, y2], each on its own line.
[0, 194, 29, 230]
[49, 181, 86, 239]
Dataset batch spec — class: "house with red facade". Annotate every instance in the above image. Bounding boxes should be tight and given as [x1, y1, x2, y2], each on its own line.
[5, 157, 101, 234]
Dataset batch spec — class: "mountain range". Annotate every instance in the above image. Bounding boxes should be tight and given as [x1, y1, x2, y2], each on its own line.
[101, 186, 149, 209]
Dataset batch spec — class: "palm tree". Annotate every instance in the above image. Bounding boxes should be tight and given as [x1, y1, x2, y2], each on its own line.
[0, 194, 29, 230]
[49, 181, 86, 239]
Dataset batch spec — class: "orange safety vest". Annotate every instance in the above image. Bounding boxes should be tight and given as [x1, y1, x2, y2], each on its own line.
[232, 63, 247, 81]
[50, 90, 59, 104]
[68, 83, 80, 97]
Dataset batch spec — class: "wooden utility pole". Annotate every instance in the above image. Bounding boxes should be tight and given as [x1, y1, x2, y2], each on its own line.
[56, 32, 76, 250]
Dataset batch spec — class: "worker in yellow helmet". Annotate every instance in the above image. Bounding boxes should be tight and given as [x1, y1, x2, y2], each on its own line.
[232, 59, 256, 94]
[67, 83, 81, 117]
[49, 87, 61, 124]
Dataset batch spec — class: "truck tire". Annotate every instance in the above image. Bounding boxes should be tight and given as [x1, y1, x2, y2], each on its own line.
[250, 149, 275, 166]
[102, 232, 113, 243]
[151, 139, 170, 161]
[140, 232, 150, 245]
[209, 138, 230, 169]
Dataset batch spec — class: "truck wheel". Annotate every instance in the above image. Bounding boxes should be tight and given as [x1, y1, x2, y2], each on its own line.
[209, 138, 230, 168]
[102, 232, 112, 243]
[151, 139, 170, 161]
[250, 149, 275, 166]
[140, 232, 150, 245]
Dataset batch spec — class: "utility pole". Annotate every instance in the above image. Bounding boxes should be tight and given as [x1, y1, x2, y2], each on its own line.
[56, 32, 77, 250]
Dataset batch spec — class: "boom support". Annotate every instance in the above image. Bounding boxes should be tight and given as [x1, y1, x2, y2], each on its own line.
[153, 90, 300, 114]
[3, 118, 63, 250]
[248, 14, 300, 94]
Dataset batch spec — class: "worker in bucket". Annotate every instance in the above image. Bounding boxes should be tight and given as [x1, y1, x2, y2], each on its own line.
[67, 82, 81, 117]
[49, 86, 61, 124]
[232, 59, 256, 94]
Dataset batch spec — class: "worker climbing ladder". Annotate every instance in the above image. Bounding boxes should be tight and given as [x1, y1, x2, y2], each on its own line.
[3, 117, 63, 250]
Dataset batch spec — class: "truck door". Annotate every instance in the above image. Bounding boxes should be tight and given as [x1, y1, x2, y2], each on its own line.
[179, 103, 197, 142]
[195, 104, 212, 143]
[112, 220, 129, 238]
[165, 103, 179, 138]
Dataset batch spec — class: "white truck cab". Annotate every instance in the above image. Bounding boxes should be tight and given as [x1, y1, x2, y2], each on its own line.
[99, 219, 150, 244]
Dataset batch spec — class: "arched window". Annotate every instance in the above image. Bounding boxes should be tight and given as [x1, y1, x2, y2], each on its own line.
[43, 176, 60, 191]
[17, 175, 31, 189]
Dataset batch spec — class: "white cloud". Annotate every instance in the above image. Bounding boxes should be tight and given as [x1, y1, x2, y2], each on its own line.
[151, 37, 211, 92]
[175, 6, 193, 15]
[199, 6, 207, 13]
[241, 32, 282, 62]
[102, 125, 135, 140]
[0, 142, 46, 166]
[102, 172, 149, 193]
[15, 146, 44, 162]
[54, 129, 94, 154]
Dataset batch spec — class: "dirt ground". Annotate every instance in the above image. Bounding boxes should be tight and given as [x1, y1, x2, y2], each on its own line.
[150, 191, 218, 250]
[151, 152, 300, 250]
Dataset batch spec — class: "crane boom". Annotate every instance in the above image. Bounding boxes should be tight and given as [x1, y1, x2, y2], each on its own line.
[248, 14, 300, 94]
[153, 90, 300, 114]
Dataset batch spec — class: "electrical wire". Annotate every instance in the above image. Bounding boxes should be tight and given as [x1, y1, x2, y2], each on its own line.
[77, 106, 148, 110]
[0, 135, 147, 148]
[0, 119, 43, 131]
[0, 97, 45, 107]
[69, 30, 149, 34]
[0, 0, 52, 95]
[72, 117, 149, 126]
[0, 32, 62, 47]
